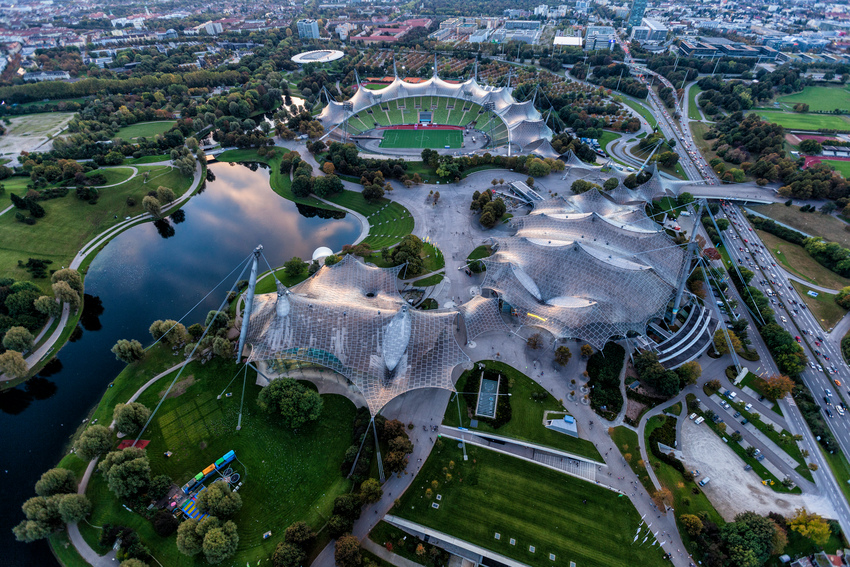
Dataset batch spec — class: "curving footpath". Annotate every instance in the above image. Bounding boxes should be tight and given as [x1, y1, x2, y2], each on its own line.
[0, 162, 203, 385]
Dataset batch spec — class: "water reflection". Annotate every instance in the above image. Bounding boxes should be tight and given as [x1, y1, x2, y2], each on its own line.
[0, 160, 361, 565]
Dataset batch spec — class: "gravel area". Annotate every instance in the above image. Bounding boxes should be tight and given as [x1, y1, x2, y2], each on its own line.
[680, 419, 835, 521]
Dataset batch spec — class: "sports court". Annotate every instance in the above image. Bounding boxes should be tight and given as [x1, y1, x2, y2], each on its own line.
[380, 128, 462, 149]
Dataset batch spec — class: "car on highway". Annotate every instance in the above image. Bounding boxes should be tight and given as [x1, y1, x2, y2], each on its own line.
[835, 379, 842, 387]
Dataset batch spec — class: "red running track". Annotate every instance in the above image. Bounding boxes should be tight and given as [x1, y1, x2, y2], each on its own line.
[377, 124, 464, 131]
[804, 155, 850, 168]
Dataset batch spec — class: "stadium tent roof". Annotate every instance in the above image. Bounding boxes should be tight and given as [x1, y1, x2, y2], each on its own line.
[244, 255, 469, 415]
[524, 139, 562, 160]
[318, 71, 552, 153]
[456, 295, 511, 341]
[481, 192, 687, 348]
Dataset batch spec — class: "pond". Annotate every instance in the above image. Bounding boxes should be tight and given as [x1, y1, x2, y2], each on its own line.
[0, 161, 360, 565]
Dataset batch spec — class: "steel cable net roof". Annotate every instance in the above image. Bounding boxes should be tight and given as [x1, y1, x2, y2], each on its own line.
[481, 192, 687, 348]
[456, 295, 511, 341]
[244, 255, 469, 415]
[317, 73, 552, 152]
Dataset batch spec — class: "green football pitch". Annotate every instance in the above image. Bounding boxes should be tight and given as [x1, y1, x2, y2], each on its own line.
[379, 128, 462, 149]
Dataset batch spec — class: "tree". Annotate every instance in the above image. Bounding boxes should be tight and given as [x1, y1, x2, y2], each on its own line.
[156, 186, 175, 204]
[120, 559, 149, 567]
[273, 542, 304, 567]
[3, 326, 34, 353]
[149, 474, 173, 500]
[205, 310, 230, 334]
[113, 402, 152, 436]
[581, 344, 593, 358]
[360, 478, 383, 504]
[52, 268, 82, 293]
[111, 339, 145, 364]
[554, 346, 572, 366]
[713, 329, 742, 354]
[284, 257, 307, 278]
[836, 286, 850, 310]
[652, 487, 673, 510]
[52, 280, 80, 311]
[284, 521, 316, 548]
[527, 158, 551, 177]
[362, 183, 385, 203]
[58, 493, 91, 523]
[142, 195, 162, 218]
[35, 468, 77, 497]
[197, 481, 242, 518]
[98, 447, 150, 499]
[390, 234, 424, 276]
[176, 517, 204, 556]
[202, 519, 239, 564]
[787, 508, 830, 546]
[798, 139, 822, 155]
[76, 425, 114, 461]
[257, 378, 323, 429]
[34, 295, 61, 318]
[676, 361, 701, 385]
[335, 534, 362, 567]
[322, 162, 335, 175]
[527, 333, 543, 350]
[680, 514, 704, 536]
[762, 374, 794, 401]
[0, 350, 28, 378]
[722, 511, 784, 565]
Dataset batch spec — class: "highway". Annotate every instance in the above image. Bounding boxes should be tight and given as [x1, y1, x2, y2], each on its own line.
[707, 202, 850, 532]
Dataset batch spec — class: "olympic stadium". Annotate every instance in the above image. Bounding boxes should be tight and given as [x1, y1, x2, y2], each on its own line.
[317, 60, 558, 157]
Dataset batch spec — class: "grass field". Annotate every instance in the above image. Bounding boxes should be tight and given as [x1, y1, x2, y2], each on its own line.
[688, 84, 703, 121]
[823, 159, 850, 181]
[80, 355, 356, 566]
[790, 280, 845, 331]
[49, 530, 91, 567]
[756, 229, 850, 290]
[750, 203, 850, 248]
[754, 110, 850, 131]
[597, 130, 622, 149]
[441, 360, 603, 461]
[0, 165, 192, 291]
[126, 154, 172, 164]
[396, 443, 667, 567]
[379, 128, 462, 149]
[114, 121, 177, 140]
[609, 425, 653, 492]
[623, 99, 657, 129]
[776, 86, 850, 113]
[324, 190, 414, 249]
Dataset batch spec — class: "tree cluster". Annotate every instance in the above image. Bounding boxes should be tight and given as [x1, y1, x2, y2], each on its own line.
[13, 468, 91, 542]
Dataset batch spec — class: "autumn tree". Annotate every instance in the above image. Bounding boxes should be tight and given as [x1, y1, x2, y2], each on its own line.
[652, 487, 673, 510]
[580, 344, 593, 358]
[0, 350, 29, 378]
[334, 535, 362, 567]
[554, 346, 572, 366]
[787, 508, 830, 546]
[762, 374, 794, 401]
[527, 333, 543, 350]
[679, 514, 704, 536]
[676, 360, 701, 385]
[713, 329, 742, 355]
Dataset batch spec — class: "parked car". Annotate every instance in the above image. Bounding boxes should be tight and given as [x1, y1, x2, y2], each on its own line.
[698, 477, 711, 487]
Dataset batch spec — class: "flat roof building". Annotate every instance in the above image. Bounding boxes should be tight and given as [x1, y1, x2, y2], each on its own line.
[585, 25, 616, 51]
[297, 19, 320, 39]
[631, 18, 668, 43]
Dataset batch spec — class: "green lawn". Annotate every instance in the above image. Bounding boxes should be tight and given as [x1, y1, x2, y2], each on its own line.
[80, 355, 356, 566]
[757, 229, 850, 290]
[623, 99, 657, 129]
[688, 84, 703, 121]
[412, 273, 443, 287]
[92, 166, 135, 186]
[0, 165, 192, 291]
[609, 426, 653, 492]
[776, 86, 850, 113]
[823, 159, 850, 181]
[364, 84, 388, 90]
[754, 111, 850, 131]
[127, 154, 172, 165]
[49, 530, 92, 567]
[442, 360, 602, 461]
[750, 203, 850, 248]
[790, 280, 846, 331]
[379, 129, 462, 149]
[598, 130, 622, 148]
[396, 443, 668, 567]
[114, 121, 177, 140]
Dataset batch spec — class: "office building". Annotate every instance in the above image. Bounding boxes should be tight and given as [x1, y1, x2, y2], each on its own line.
[585, 25, 616, 51]
[628, 0, 647, 28]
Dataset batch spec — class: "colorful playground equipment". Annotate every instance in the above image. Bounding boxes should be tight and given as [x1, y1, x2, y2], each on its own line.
[181, 450, 236, 495]
[180, 487, 208, 520]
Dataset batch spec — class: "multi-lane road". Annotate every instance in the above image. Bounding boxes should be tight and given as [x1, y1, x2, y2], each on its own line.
[710, 202, 850, 532]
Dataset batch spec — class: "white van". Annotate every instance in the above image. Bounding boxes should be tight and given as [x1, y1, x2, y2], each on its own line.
[698, 477, 711, 487]
[689, 413, 697, 420]
[694, 416, 705, 425]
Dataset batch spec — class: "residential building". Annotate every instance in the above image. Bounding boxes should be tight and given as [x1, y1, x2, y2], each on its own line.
[297, 19, 320, 39]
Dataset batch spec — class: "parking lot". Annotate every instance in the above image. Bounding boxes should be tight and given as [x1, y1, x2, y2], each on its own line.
[680, 419, 835, 520]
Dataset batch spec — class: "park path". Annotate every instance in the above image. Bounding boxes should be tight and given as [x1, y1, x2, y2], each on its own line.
[1, 161, 202, 384]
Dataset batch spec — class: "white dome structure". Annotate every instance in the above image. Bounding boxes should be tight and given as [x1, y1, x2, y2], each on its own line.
[312, 246, 334, 262]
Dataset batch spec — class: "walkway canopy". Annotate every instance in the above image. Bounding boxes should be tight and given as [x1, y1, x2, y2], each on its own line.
[243, 255, 469, 414]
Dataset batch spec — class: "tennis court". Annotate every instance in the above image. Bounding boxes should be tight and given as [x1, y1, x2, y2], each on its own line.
[380, 128, 463, 149]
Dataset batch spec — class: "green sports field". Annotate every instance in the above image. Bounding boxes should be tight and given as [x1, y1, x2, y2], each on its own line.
[754, 110, 850, 131]
[379, 128, 462, 149]
[776, 86, 850, 113]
